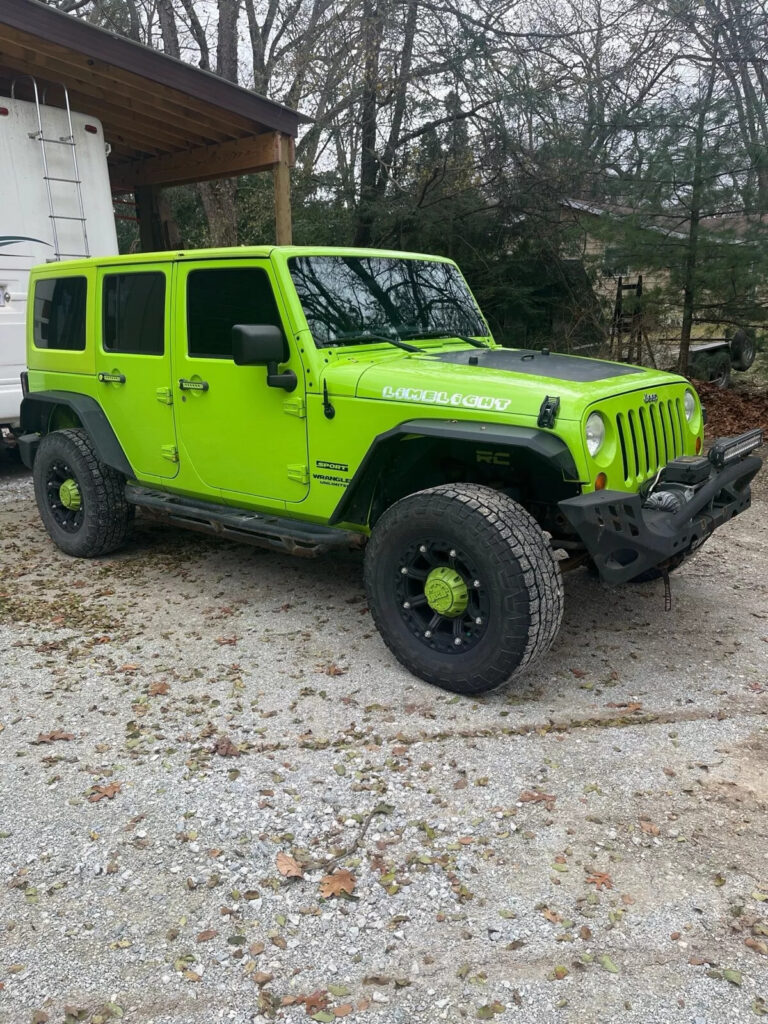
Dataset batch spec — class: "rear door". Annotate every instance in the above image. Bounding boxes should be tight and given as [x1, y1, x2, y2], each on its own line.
[94, 263, 178, 479]
[173, 259, 308, 502]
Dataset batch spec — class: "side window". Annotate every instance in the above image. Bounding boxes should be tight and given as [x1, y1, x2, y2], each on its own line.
[33, 277, 87, 351]
[103, 272, 166, 355]
[187, 267, 282, 359]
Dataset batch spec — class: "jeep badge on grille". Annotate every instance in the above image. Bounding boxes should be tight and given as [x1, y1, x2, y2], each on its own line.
[643, 393, 658, 403]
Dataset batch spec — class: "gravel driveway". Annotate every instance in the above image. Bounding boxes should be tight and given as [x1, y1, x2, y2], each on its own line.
[1, 449, 767, 1024]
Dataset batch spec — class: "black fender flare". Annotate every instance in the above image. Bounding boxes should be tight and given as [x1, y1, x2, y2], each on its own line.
[329, 418, 580, 526]
[19, 391, 133, 477]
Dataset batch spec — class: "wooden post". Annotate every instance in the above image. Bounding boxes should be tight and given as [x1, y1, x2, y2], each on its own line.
[273, 133, 293, 245]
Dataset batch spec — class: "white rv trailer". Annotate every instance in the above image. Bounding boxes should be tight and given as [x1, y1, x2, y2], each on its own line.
[0, 82, 117, 436]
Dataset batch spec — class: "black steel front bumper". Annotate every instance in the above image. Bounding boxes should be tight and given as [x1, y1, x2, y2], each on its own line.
[559, 441, 762, 584]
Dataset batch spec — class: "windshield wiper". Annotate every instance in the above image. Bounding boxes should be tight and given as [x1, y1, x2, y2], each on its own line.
[396, 327, 491, 348]
[328, 331, 420, 353]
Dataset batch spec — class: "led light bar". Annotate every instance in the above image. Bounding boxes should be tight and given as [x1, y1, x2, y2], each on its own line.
[708, 428, 764, 469]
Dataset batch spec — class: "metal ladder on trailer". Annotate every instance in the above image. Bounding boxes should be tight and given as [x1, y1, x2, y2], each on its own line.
[11, 76, 90, 261]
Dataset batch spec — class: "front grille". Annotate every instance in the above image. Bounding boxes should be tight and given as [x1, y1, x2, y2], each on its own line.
[614, 397, 685, 484]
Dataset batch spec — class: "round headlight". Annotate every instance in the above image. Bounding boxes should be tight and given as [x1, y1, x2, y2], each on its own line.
[684, 390, 696, 421]
[585, 412, 605, 457]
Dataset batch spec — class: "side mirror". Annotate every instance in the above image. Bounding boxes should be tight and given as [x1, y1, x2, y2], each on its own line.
[232, 324, 287, 366]
[231, 324, 297, 392]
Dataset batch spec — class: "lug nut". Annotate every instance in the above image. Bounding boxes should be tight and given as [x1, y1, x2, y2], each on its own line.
[475, 616, 482, 625]
[454, 637, 462, 646]
[473, 579, 481, 588]
[403, 601, 411, 609]
[419, 544, 427, 553]
[400, 567, 408, 574]
[424, 630, 432, 638]
[449, 548, 457, 557]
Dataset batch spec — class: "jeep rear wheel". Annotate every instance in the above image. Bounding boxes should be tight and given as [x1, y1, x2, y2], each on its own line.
[364, 484, 563, 694]
[33, 428, 129, 557]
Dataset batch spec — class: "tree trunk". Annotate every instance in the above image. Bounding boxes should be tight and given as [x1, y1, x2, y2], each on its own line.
[354, 0, 384, 247]
[678, 50, 719, 375]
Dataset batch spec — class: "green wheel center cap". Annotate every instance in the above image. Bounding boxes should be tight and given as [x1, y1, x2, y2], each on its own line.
[424, 566, 469, 617]
[59, 478, 82, 511]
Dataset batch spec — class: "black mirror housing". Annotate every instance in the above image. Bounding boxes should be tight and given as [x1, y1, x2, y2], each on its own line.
[232, 324, 287, 366]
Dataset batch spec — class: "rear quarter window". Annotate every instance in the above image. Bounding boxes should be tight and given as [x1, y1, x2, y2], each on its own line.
[102, 272, 166, 355]
[33, 277, 87, 351]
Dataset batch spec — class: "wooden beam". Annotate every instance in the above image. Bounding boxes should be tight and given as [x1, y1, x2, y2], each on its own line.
[0, 36, 238, 147]
[111, 131, 293, 189]
[273, 134, 293, 245]
[0, 0, 306, 137]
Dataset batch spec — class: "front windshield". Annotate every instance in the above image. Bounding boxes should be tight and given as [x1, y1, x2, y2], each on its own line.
[288, 255, 487, 347]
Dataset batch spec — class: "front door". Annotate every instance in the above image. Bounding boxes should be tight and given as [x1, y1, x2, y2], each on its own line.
[94, 263, 178, 480]
[173, 260, 308, 502]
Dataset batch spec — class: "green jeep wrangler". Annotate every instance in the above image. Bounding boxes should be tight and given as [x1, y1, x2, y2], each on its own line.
[18, 247, 762, 694]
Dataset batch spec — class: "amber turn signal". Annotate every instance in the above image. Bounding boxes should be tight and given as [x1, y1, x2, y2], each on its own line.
[595, 473, 607, 490]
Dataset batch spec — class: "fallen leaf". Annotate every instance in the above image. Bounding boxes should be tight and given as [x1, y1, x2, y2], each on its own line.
[249, 942, 266, 956]
[196, 929, 218, 942]
[324, 664, 346, 677]
[586, 871, 613, 891]
[542, 908, 562, 924]
[519, 790, 556, 806]
[319, 869, 356, 899]
[303, 989, 329, 1013]
[639, 820, 660, 836]
[252, 971, 274, 987]
[723, 968, 743, 986]
[476, 1003, 505, 1019]
[31, 1012, 50, 1024]
[148, 681, 170, 696]
[88, 782, 121, 803]
[32, 730, 74, 745]
[213, 735, 240, 757]
[746, 938, 768, 957]
[333, 1007, 353, 1018]
[580, 926, 592, 940]
[276, 851, 304, 878]
[598, 954, 619, 974]
[215, 636, 238, 646]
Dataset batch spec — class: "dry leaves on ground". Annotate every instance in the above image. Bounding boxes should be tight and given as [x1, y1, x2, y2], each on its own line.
[319, 869, 356, 898]
[32, 730, 74, 744]
[148, 681, 170, 696]
[519, 790, 556, 807]
[213, 734, 240, 757]
[88, 782, 121, 803]
[585, 871, 613, 890]
[276, 851, 304, 878]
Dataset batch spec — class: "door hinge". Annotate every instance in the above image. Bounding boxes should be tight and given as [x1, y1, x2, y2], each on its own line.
[161, 444, 179, 463]
[283, 395, 306, 419]
[287, 463, 309, 484]
[156, 387, 173, 405]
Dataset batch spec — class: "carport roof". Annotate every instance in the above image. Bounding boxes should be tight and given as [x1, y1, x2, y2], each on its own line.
[0, 0, 309, 188]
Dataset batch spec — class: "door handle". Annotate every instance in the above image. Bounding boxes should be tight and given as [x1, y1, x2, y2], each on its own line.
[178, 378, 209, 392]
[97, 372, 126, 384]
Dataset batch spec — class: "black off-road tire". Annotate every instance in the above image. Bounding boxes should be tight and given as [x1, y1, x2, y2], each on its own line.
[33, 428, 129, 557]
[730, 329, 755, 372]
[364, 484, 564, 694]
[708, 350, 731, 388]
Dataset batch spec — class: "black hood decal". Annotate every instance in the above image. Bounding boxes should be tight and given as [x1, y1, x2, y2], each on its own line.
[430, 347, 643, 383]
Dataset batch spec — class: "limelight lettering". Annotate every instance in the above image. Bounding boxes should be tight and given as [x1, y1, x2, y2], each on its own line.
[381, 385, 511, 412]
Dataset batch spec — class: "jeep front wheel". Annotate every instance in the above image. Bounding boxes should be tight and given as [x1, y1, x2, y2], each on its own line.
[364, 484, 564, 694]
[33, 428, 129, 558]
